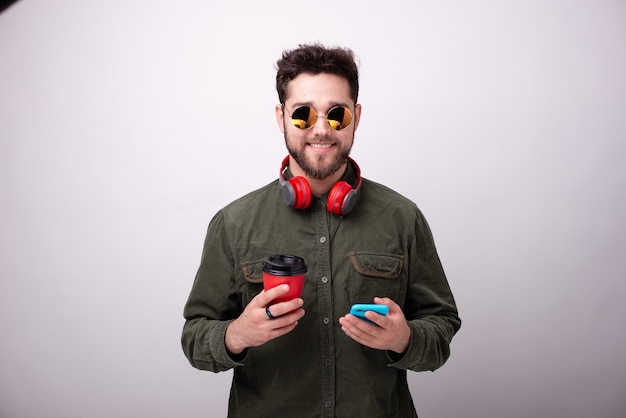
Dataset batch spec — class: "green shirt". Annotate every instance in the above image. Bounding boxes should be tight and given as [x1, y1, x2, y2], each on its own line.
[182, 163, 461, 418]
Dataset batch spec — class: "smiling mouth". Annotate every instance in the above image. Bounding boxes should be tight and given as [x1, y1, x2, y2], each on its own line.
[309, 143, 334, 149]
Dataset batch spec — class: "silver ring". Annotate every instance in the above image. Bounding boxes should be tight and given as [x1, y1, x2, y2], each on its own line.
[265, 306, 275, 319]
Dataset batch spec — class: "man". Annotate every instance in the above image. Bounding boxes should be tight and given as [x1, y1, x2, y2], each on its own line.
[182, 43, 461, 418]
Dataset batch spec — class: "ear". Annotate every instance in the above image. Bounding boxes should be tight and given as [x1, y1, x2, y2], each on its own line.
[352, 103, 362, 132]
[275, 104, 285, 134]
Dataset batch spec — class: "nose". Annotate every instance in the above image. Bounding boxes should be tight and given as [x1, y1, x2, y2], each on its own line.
[311, 114, 331, 135]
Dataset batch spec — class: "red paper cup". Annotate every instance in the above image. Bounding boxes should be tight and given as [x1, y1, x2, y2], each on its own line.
[262, 254, 307, 303]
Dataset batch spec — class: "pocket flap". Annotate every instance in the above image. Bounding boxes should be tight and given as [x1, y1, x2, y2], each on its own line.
[349, 252, 404, 279]
[241, 259, 264, 284]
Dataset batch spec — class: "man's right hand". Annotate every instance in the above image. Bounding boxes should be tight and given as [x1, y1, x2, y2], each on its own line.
[225, 284, 305, 355]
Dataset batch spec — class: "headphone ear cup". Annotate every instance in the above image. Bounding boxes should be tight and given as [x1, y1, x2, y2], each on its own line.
[327, 181, 354, 215]
[341, 187, 360, 215]
[282, 176, 311, 209]
[280, 180, 297, 207]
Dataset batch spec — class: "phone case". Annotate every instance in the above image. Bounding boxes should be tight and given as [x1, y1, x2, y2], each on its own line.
[350, 304, 389, 320]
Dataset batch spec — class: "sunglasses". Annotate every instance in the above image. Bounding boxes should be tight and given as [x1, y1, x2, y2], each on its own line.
[288, 105, 353, 131]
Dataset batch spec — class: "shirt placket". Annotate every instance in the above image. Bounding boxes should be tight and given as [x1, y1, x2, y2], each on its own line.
[313, 198, 335, 417]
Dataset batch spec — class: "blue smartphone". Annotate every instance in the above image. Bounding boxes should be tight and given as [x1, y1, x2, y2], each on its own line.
[350, 304, 389, 323]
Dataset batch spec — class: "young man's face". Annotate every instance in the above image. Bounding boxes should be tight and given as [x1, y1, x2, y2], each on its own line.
[276, 72, 361, 181]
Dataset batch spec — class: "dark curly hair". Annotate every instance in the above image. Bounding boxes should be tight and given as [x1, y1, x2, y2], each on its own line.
[275, 43, 359, 104]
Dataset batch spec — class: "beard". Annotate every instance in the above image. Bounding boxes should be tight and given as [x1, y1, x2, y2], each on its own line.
[284, 133, 354, 181]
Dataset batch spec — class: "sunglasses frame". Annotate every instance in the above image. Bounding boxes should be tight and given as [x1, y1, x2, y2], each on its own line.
[284, 104, 354, 131]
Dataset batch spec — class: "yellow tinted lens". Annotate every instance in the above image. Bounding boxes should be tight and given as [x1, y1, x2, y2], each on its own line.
[327, 106, 352, 130]
[291, 106, 317, 129]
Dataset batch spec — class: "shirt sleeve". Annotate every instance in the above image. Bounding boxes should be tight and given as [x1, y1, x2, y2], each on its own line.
[181, 210, 248, 372]
[389, 208, 461, 372]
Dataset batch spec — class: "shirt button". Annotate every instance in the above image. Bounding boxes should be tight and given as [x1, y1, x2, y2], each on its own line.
[321, 276, 328, 284]
[324, 359, 332, 366]
[323, 317, 330, 325]
[324, 400, 332, 408]
[319, 236, 326, 244]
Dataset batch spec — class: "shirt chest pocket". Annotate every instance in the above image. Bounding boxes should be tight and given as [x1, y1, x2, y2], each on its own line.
[349, 251, 404, 304]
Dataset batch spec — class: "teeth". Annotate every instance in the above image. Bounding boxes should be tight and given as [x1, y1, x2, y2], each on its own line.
[310, 143, 332, 148]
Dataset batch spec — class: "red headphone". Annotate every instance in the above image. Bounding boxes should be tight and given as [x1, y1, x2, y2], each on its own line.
[279, 155, 362, 215]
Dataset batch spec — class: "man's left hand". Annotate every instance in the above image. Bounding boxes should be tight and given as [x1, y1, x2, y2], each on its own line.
[338, 297, 410, 354]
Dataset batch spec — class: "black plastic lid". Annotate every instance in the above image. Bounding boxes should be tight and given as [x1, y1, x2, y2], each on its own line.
[262, 254, 308, 276]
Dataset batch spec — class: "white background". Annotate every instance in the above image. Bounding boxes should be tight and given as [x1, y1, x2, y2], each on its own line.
[1, 1, 625, 417]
